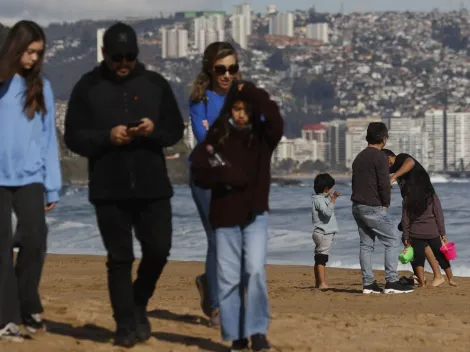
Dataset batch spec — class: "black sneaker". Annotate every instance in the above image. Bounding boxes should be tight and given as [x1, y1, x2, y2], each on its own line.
[251, 333, 271, 352]
[362, 281, 382, 294]
[22, 314, 46, 333]
[114, 327, 137, 348]
[231, 338, 249, 352]
[135, 306, 151, 342]
[0, 323, 26, 342]
[384, 281, 414, 294]
[399, 276, 415, 287]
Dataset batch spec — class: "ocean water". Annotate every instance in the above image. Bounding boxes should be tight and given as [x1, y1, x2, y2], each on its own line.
[19, 181, 470, 277]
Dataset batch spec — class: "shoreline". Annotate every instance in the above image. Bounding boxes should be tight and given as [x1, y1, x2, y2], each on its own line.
[2, 254, 469, 351]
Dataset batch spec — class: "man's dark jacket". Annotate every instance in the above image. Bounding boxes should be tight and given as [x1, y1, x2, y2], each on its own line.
[64, 63, 184, 202]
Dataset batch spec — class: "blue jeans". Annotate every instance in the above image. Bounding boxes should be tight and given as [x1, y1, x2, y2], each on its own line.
[215, 212, 270, 341]
[190, 177, 218, 309]
[352, 204, 399, 286]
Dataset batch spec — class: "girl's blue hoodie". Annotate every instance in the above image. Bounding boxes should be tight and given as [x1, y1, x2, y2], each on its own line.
[0, 75, 62, 203]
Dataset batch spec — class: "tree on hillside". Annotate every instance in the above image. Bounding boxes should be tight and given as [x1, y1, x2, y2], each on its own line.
[266, 50, 289, 71]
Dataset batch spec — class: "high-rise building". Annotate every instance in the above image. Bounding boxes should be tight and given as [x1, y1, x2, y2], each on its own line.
[233, 3, 252, 35]
[193, 14, 226, 52]
[425, 110, 470, 172]
[386, 117, 429, 170]
[267, 4, 277, 15]
[301, 124, 327, 162]
[446, 112, 470, 171]
[231, 14, 248, 49]
[306, 23, 329, 43]
[269, 12, 294, 37]
[161, 27, 188, 59]
[425, 109, 445, 172]
[324, 120, 347, 169]
[205, 28, 217, 49]
[96, 28, 106, 63]
[177, 29, 188, 58]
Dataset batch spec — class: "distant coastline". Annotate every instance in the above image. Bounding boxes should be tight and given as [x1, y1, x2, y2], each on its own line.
[273, 172, 351, 180]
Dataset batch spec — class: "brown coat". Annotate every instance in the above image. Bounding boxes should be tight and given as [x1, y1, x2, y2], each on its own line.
[191, 83, 283, 229]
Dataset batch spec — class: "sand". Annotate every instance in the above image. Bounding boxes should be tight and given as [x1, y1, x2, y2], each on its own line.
[1, 254, 469, 352]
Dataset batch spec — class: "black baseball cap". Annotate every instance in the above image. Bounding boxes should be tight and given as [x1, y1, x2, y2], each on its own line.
[103, 22, 139, 57]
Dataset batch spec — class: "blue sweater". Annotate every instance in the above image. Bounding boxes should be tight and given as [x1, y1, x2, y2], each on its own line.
[0, 75, 62, 203]
[189, 90, 226, 162]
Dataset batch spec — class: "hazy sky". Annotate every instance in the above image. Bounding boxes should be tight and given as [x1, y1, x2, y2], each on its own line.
[0, 0, 468, 25]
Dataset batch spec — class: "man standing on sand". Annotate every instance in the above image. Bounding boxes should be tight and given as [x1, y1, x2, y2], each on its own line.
[351, 122, 413, 295]
[64, 22, 184, 348]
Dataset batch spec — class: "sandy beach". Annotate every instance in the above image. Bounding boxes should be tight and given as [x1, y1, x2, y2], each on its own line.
[1, 254, 469, 352]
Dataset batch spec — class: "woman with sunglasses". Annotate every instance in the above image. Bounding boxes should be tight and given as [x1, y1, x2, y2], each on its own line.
[189, 42, 240, 326]
[0, 20, 61, 341]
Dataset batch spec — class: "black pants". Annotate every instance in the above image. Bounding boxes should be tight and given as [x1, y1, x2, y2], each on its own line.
[411, 237, 450, 270]
[94, 198, 172, 329]
[0, 184, 48, 326]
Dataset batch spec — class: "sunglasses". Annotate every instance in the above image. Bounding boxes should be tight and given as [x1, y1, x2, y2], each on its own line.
[111, 52, 138, 62]
[213, 64, 239, 76]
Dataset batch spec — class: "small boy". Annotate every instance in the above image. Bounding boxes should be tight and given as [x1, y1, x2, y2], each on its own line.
[312, 173, 339, 289]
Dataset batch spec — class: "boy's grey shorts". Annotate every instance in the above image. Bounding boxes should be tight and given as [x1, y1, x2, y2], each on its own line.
[312, 231, 336, 255]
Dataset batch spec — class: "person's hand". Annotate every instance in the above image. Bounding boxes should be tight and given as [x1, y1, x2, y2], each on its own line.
[402, 237, 411, 246]
[45, 203, 56, 212]
[441, 235, 447, 244]
[110, 125, 132, 145]
[383, 206, 388, 211]
[128, 118, 154, 137]
[390, 176, 396, 185]
[330, 191, 340, 202]
[202, 120, 209, 131]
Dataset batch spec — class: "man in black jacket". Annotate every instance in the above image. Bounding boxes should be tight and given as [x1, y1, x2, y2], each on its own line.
[64, 22, 184, 348]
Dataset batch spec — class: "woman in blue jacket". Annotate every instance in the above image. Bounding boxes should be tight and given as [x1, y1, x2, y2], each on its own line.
[0, 21, 61, 341]
[188, 42, 240, 326]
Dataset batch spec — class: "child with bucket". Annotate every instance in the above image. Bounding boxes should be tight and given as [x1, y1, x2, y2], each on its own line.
[401, 173, 457, 288]
[383, 149, 445, 287]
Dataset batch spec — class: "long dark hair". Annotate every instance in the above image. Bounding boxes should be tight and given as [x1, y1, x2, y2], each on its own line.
[206, 82, 258, 147]
[0, 20, 47, 118]
[189, 41, 240, 102]
[403, 172, 436, 221]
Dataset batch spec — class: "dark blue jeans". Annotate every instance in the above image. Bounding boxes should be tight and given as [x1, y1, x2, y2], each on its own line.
[190, 176, 218, 309]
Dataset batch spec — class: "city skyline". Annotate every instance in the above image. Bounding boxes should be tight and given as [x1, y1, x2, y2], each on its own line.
[1, 0, 470, 25]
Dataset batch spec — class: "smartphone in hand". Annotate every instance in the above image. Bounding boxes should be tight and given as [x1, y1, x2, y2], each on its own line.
[127, 120, 143, 129]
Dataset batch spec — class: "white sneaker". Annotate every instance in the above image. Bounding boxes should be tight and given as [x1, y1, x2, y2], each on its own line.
[0, 323, 24, 342]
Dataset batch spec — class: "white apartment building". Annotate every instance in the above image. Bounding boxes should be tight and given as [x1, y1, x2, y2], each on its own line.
[447, 112, 470, 171]
[96, 28, 105, 62]
[306, 23, 329, 43]
[233, 3, 252, 35]
[386, 117, 429, 170]
[194, 15, 225, 53]
[424, 109, 445, 172]
[301, 124, 327, 162]
[231, 14, 248, 49]
[269, 12, 294, 37]
[272, 137, 294, 164]
[425, 110, 470, 172]
[266, 4, 277, 15]
[272, 137, 319, 164]
[161, 28, 188, 59]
